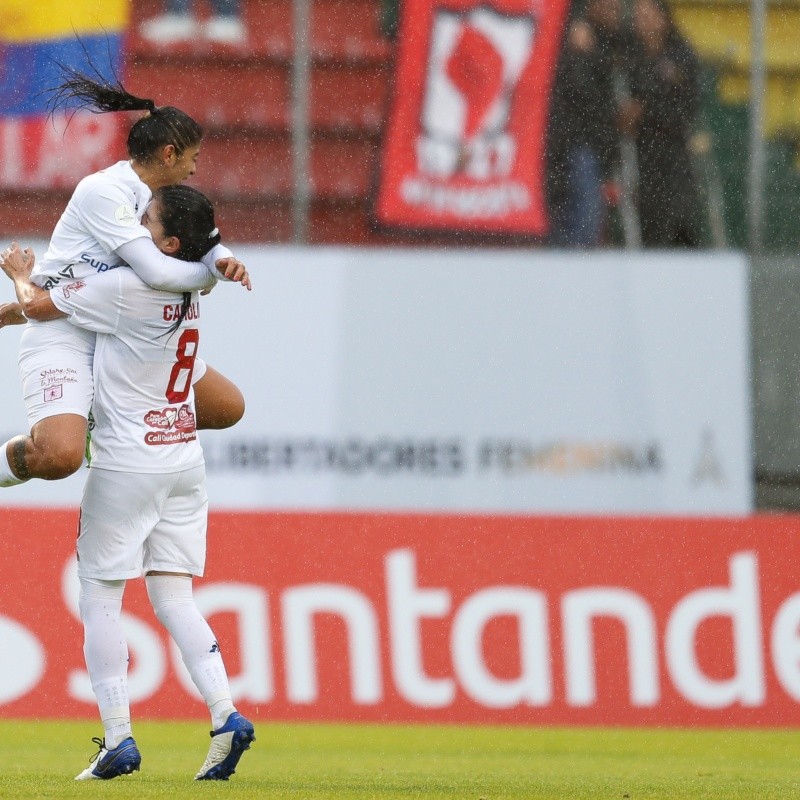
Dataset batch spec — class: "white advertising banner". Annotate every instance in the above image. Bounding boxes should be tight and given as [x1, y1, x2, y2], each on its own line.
[0, 246, 751, 513]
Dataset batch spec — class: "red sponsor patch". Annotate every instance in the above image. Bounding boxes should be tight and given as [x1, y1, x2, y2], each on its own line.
[143, 407, 177, 430]
[143, 404, 196, 441]
[60, 280, 87, 299]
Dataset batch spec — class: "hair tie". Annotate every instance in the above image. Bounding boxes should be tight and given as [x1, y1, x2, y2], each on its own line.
[208, 227, 219, 238]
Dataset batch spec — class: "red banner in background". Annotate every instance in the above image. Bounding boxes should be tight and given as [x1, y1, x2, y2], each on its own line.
[375, 0, 570, 236]
[3, 510, 800, 726]
[0, 114, 123, 190]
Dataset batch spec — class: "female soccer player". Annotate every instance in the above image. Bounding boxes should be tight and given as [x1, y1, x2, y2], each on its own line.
[0, 68, 250, 489]
[0, 186, 255, 781]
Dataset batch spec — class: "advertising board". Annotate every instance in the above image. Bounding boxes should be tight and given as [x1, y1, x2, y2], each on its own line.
[0, 247, 751, 514]
[2, 511, 799, 725]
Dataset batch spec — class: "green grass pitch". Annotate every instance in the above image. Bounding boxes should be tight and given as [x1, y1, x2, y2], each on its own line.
[0, 720, 797, 799]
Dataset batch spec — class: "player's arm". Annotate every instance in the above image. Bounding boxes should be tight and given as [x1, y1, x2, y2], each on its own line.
[81, 183, 249, 292]
[0, 301, 28, 327]
[115, 232, 251, 292]
[204, 243, 252, 290]
[0, 243, 64, 321]
[115, 236, 215, 292]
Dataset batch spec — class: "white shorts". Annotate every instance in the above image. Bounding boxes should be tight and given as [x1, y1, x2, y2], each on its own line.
[77, 465, 208, 580]
[19, 319, 96, 427]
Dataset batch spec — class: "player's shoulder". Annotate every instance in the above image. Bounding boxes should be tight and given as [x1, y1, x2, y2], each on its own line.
[73, 162, 137, 201]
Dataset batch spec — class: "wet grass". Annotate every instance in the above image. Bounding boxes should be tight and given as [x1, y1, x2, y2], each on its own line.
[0, 720, 797, 798]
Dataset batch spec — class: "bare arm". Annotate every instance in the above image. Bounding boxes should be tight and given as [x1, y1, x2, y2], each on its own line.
[0, 243, 64, 321]
[204, 243, 253, 291]
[0, 301, 27, 328]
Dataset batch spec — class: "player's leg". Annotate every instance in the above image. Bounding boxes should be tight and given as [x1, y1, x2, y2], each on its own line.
[146, 571, 256, 780]
[0, 414, 87, 484]
[0, 324, 94, 486]
[143, 465, 254, 779]
[74, 575, 141, 780]
[145, 571, 237, 725]
[74, 468, 168, 780]
[193, 363, 245, 430]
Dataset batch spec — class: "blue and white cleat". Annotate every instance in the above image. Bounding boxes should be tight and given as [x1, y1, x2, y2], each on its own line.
[194, 712, 255, 780]
[75, 736, 141, 780]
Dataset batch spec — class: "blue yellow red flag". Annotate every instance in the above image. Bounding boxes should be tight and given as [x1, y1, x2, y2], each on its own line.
[0, 1, 130, 187]
[0, 0, 129, 115]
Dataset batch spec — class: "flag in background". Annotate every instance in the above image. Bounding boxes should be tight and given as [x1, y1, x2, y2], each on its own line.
[0, 0, 129, 188]
[375, 0, 570, 238]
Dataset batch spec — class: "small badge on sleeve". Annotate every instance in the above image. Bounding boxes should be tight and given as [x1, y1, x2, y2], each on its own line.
[114, 204, 137, 226]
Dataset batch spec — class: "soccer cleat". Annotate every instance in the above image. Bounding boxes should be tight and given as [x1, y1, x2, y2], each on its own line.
[74, 736, 141, 781]
[194, 712, 255, 780]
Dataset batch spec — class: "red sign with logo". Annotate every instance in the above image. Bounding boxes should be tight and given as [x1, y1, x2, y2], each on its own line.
[0, 114, 123, 190]
[3, 509, 800, 725]
[375, 0, 569, 236]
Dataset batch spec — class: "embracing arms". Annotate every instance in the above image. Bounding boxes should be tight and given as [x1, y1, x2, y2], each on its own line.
[0, 244, 62, 321]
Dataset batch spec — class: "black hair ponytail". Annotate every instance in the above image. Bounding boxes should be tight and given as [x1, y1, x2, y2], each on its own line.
[155, 185, 221, 263]
[48, 63, 157, 115]
[152, 184, 221, 336]
[47, 65, 202, 162]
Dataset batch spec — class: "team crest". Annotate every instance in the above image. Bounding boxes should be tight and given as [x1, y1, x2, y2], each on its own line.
[375, 0, 569, 236]
[418, 7, 535, 181]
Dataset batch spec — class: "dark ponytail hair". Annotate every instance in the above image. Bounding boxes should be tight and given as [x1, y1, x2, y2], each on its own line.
[152, 184, 221, 335]
[155, 184, 221, 263]
[48, 65, 203, 163]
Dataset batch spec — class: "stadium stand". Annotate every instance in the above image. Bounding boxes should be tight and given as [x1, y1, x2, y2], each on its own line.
[2, 0, 800, 249]
[0, 0, 395, 244]
[125, 0, 394, 243]
[672, 0, 800, 251]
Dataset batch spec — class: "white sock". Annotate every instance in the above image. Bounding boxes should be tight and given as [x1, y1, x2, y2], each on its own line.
[209, 698, 237, 730]
[79, 577, 132, 749]
[146, 575, 235, 729]
[0, 438, 26, 487]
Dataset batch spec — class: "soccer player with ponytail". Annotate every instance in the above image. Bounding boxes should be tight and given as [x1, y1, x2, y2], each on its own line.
[0, 69, 250, 489]
[1, 185, 255, 781]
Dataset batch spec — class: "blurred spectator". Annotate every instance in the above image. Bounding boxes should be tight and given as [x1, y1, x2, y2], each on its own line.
[623, 0, 703, 247]
[546, 0, 625, 248]
[141, 0, 245, 46]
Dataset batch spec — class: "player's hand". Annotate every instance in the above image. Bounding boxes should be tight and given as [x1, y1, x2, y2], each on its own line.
[0, 302, 26, 328]
[215, 257, 252, 291]
[0, 242, 35, 279]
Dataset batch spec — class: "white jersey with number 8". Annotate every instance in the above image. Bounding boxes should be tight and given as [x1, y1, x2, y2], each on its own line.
[51, 268, 204, 474]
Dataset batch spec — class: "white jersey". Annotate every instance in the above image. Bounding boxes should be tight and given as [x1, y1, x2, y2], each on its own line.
[19, 160, 225, 427]
[51, 269, 204, 474]
[32, 161, 151, 290]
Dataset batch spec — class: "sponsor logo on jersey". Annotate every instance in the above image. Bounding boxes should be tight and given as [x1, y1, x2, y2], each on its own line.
[114, 203, 137, 226]
[43, 385, 63, 402]
[145, 430, 197, 445]
[40, 265, 76, 290]
[38, 367, 78, 388]
[60, 280, 87, 299]
[80, 253, 119, 274]
[143, 403, 197, 445]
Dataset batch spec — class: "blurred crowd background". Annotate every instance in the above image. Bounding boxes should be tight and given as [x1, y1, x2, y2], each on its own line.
[0, 0, 794, 252]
